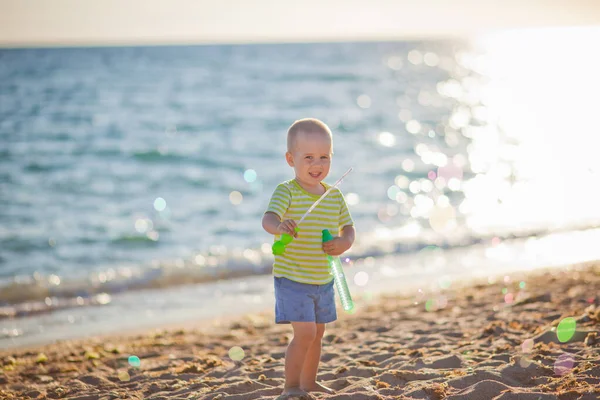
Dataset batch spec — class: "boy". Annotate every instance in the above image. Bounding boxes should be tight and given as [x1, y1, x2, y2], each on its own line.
[262, 118, 355, 398]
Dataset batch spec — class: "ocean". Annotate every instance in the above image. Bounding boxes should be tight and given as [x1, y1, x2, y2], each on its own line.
[2, 28, 600, 348]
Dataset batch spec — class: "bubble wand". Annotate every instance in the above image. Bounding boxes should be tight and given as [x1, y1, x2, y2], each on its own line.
[272, 167, 353, 255]
[322, 228, 354, 311]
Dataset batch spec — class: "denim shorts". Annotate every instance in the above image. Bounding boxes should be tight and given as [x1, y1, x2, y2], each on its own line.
[274, 276, 337, 324]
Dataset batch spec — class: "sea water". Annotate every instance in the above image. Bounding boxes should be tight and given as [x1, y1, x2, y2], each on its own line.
[2, 27, 600, 348]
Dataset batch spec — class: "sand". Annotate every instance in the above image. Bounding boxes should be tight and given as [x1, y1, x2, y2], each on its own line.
[1, 261, 599, 400]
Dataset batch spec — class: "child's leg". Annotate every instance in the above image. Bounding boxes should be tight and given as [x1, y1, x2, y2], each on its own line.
[283, 321, 317, 394]
[299, 323, 334, 393]
[299, 322, 325, 385]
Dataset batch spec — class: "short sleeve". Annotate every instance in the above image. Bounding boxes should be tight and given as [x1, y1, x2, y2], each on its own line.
[338, 190, 354, 228]
[265, 184, 291, 219]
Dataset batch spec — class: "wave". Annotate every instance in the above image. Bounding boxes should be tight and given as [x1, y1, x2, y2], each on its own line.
[0, 260, 270, 320]
[2, 222, 598, 321]
[131, 150, 246, 172]
[110, 234, 160, 246]
[272, 72, 368, 83]
[133, 150, 188, 162]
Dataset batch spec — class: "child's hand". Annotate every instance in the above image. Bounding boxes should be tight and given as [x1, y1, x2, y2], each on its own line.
[322, 236, 351, 256]
[277, 219, 298, 237]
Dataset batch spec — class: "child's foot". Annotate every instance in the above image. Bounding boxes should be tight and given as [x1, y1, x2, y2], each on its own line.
[279, 386, 311, 399]
[301, 382, 335, 394]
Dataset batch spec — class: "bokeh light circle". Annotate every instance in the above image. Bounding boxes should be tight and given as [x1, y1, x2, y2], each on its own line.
[147, 231, 159, 241]
[387, 185, 401, 200]
[406, 120, 422, 134]
[378, 132, 396, 147]
[521, 338, 534, 353]
[402, 159, 415, 172]
[425, 299, 435, 312]
[244, 169, 257, 183]
[429, 204, 456, 232]
[519, 281, 526, 289]
[519, 357, 532, 368]
[135, 218, 153, 233]
[357, 94, 371, 108]
[556, 317, 577, 343]
[346, 192, 360, 205]
[153, 197, 166, 211]
[438, 276, 452, 289]
[353, 271, 369, 286]
[387, 56, 403, 70]
[128, 355, 141, 368]
[408, 50, 423, 65]
[554, 353, 575, 376]
[118, 371, 130, 381]
[229, 346, 245, 361]
[229, 191, 243, 205]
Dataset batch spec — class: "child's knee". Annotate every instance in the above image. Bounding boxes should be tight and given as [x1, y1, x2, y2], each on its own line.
[315, 324, 326, 340]
[292, 324, 317, 344]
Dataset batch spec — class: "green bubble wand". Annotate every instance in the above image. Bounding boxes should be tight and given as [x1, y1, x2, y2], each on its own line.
[271, 167, 353, 255]
[322, 228, 354, 312]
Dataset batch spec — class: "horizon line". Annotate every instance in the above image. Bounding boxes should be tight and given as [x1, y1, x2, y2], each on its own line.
[2, 25, 596, 50]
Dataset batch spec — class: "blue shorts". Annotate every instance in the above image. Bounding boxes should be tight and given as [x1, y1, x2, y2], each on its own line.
[274, 276, 337, 324]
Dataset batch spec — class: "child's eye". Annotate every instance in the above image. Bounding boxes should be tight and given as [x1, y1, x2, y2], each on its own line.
[305, 156, 313, 159]
[321, 156, 329, 160]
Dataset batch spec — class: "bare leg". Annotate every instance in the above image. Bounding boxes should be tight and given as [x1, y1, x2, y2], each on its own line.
[282, 322, 316, 397]
[300, 323, 335, 394]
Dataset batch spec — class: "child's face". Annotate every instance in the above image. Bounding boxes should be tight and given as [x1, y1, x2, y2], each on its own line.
[286, 130, 332, 188]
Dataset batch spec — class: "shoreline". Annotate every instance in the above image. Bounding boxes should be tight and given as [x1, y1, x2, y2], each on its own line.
[1, 261, 599, 399]
[4, 226, 600, 352]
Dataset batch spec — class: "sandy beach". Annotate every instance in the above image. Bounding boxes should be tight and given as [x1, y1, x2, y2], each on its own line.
[1, 261, 599, 400]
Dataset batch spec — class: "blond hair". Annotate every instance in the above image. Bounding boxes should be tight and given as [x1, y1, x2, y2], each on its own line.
[287, 118, 332, 151]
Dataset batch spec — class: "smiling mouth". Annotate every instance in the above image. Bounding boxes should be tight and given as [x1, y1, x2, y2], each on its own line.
[309, 172, 322, 178]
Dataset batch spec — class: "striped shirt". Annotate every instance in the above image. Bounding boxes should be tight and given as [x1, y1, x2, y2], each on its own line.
[265, 179, 354, 285]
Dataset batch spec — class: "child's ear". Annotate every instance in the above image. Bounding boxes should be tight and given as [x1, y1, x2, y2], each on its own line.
[285, 151, 294, 167]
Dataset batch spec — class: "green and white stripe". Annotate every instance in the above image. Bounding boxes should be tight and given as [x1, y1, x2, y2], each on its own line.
[265, 179, 353, 284]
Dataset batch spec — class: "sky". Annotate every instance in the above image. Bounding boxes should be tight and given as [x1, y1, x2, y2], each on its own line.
[1, 0, 599, 47]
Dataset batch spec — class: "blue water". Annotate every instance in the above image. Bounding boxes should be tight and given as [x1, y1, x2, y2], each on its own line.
[1, 32, 600, 346]
[0, 42, 467, 290]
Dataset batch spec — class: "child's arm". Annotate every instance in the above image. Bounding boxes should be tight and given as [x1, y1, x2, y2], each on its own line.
[262, 212, 298, 237]
[323, 225, 355, 256]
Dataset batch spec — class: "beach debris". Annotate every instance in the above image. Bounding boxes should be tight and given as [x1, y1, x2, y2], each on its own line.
[586, 304, 600, 322]
[103, 343, 120, 354]
[512, 292, 552, 307]
[425, 382, 450, 399]
[375, 379, 390, 388]
[335, 365, 349, 374]
[35, 375, 53, 382]
[84, 350, 100, 360]
[3, 356, 16, 366]
[584, 332, 597, 347]
[35, 353, 48, 363]
[47, 386, 68, 397]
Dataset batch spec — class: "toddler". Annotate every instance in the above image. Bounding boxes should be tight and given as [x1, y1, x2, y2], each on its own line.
[262, 118, 355, 398]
